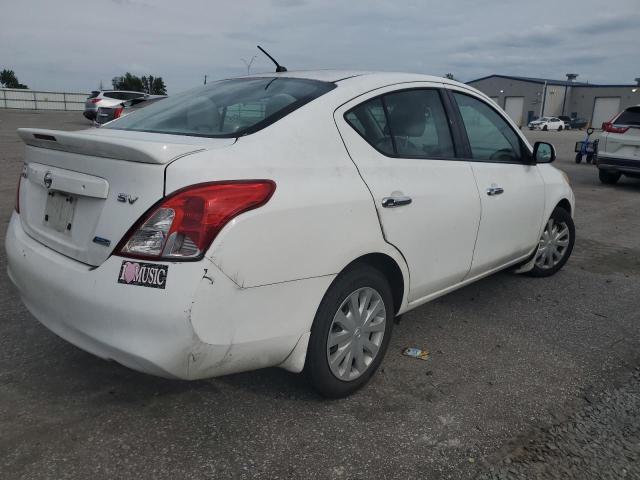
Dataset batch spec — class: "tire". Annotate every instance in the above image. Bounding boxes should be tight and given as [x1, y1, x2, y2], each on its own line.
[525, 206, 575, 278]
[575, 153, 582, 164]
[558, 125, 563, 131]
[542, 125, 548, 131]
[306, 264, 394, 398]
[586, 154, 593, 164]
[599, 169, 621, 185]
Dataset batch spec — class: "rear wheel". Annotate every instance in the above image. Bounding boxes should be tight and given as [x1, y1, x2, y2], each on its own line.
[542, 125, 548, 131]
[575, 153, 583, 164]
[306, 265, 394, 398]
[558, 125, 563, 131]
[599, 169, 621, 185]
[526, 207, 574, 278]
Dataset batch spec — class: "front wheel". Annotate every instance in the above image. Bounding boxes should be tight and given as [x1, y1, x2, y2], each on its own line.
[525, 207, 575, 277]
[306, 265, 394, 398]
[575, 153, 583, 164]
[558, 125, 563, 131]
[542, 125, 548, 131]
[599, 169, 621, 185]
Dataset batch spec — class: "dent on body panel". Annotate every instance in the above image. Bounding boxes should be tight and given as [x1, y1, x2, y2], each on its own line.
[183, 260, 240, 378]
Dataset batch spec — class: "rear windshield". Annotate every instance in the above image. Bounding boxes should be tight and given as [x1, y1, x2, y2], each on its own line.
[616, 106, 640, 126]
[88, 91, 99, 99]
[105, 77, 335, 138]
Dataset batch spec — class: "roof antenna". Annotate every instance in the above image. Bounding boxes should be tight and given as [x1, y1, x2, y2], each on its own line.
[257, 45, 287, 73]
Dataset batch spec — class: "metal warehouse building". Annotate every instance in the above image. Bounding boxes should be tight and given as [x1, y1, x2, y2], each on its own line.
[467, 74, 640, 128]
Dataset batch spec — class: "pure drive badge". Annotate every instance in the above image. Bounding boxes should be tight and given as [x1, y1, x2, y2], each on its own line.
[118, 261, 168, 289]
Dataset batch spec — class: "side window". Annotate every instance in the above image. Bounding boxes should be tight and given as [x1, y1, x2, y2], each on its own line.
[384, 90, 455, 158]
[345, 97, 394, 155]
[344, 89, 455, 158]
[453, 92, 523, 162]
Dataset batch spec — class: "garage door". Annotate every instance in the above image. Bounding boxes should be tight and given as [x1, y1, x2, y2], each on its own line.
[504, 97, 524, 126]
[592, 97, 621, 129]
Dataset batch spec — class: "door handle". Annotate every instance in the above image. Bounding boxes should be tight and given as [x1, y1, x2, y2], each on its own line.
[486, 186, 504, 196]
[382, 196, 412, 208]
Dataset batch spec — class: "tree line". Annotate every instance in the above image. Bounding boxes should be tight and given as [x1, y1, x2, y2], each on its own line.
[0, 69, 28, 89]
[112, 73, 167, 95]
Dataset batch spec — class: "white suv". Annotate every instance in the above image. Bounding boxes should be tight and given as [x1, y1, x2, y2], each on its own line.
[597, 105, 640, 184]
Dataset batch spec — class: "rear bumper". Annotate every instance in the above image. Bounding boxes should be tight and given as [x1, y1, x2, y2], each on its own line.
[5, 213, 329, 379]
[597, 155, 640, 175]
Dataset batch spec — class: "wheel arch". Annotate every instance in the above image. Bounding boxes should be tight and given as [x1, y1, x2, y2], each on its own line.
[556, 198, 572, 216]
[341, 252, 406, 315]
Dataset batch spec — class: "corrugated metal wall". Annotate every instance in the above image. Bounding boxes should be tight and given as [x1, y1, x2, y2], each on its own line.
[0, 89, 88, 111]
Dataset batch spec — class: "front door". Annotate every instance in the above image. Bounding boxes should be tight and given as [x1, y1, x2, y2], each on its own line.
[449, 90, 545, 276]
[335, 86, 481, 302]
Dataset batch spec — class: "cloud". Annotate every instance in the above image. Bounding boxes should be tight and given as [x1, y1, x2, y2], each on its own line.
[0, 0, 638, 92]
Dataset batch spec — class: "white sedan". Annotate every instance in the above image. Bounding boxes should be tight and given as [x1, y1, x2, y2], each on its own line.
[6, 71, 575, 397]
[528, 116, 565, 131]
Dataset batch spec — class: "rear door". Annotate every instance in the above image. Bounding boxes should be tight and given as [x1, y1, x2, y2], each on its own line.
[447, 89, 545, 276]
[335, 84, 481, 302]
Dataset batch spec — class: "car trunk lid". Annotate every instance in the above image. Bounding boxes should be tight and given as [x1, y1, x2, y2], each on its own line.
[17, 128, 234, 266]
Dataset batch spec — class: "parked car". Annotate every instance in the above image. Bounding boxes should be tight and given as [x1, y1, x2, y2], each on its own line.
[596, 105, 640, 184]
[528, 116, 565, 131]
[7, 72, 575, 397]
[94, 96, 167, 126]
[83, 90, 148, 120]
[569, 117, 588, 129]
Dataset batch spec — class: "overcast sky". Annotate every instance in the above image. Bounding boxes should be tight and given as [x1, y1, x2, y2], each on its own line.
[2, 0, 639, 93]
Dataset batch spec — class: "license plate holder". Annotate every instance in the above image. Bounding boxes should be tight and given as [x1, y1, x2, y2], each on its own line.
[44, 191, 77, 234]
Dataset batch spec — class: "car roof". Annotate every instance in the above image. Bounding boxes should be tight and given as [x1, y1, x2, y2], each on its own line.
[241, 69, 467, 88]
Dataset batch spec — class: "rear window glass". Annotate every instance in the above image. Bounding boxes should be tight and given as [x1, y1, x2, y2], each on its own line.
[616, 107, 640, 126]
[105, 77, 335, 138]
[88, 91, 99, 99]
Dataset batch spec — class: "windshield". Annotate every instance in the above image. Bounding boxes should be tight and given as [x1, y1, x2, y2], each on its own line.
[105, 77, 335, 138]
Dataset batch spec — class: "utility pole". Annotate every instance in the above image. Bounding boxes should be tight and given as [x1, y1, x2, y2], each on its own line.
[562, 73, 578, 116]
[540, 81, 547, 118]
[204, 75, 208, 85]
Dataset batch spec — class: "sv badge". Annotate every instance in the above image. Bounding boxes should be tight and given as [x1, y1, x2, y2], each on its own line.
[117, 193, 139, 205]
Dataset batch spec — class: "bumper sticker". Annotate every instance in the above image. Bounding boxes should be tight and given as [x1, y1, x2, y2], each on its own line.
[118, 261, 168, 289]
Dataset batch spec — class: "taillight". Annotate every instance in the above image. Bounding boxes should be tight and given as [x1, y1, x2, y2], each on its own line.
[113, 106, 124, 119]
[115, 181, 276, 260]
[90, 98, 101, 104]
[602, 122, 629, 134]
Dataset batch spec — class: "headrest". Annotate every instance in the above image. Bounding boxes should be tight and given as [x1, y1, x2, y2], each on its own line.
[185, 97, 220, 133]
[388, 97, 426, 137]
[265, 93, 296, 118]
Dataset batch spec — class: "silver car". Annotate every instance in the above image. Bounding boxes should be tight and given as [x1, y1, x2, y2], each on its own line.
[83, 90, 148, 120]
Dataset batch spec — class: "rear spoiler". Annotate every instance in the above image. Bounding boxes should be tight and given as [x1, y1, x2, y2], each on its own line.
[17, 128, 207, 165]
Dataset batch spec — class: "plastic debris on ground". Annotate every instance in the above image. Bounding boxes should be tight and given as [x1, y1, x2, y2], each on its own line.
[402, 347, 430, 360]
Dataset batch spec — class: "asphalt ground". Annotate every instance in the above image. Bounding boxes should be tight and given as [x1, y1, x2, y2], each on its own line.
[0, 110, 638, 479]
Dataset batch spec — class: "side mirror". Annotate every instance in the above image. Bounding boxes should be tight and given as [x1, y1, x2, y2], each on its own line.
[533, 141, 556, 164]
